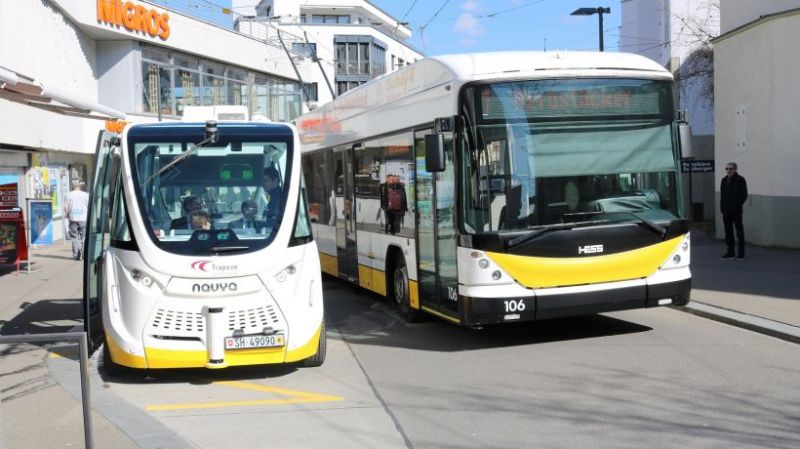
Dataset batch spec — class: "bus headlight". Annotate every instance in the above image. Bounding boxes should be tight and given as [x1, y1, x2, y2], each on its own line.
[132, 269, 155, 288]
[275, 263, 299, 283]
[478, 258, 490, 269]
[492, 270, 502, 280]
[661, 233, 690, 270]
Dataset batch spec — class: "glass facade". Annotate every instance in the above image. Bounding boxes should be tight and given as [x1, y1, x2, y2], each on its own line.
[141, 45, 302, 122]
[333, 35, 387, 96]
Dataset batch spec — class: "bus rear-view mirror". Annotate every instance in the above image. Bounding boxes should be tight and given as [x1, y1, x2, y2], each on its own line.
[425, 134, 445, 172]
[678, 122, 693, 159]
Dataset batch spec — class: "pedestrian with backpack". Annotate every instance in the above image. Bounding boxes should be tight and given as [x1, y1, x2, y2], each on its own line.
[382, 174, 407, 234]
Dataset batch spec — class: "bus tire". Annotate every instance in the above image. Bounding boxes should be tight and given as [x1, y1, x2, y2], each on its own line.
[392, 254, 420, 322]
[302, 319, 326, 367]
[102, 341, 127, 377]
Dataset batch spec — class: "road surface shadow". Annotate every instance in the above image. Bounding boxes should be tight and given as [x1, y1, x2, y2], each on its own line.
[323, 277, 653, 352]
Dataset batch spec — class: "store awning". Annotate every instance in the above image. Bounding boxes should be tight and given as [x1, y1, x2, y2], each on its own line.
[0, 66, 125, 121]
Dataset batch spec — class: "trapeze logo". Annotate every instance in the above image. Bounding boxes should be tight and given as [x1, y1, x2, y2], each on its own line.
[192, 282, 238, 293]
[578, 244, 604, 255]
[190, 260, 238, 273]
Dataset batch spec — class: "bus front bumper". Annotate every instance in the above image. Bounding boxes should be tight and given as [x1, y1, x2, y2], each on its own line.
[459, 277, 691, 327]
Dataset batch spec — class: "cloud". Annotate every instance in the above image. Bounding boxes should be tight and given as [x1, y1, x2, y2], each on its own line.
[453, 1, 485, 46]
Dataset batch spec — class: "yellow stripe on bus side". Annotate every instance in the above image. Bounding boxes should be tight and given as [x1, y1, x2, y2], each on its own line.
[487, 236, 683, 289]
[319, 252, 339, 277]
[409, 280, 420, 310]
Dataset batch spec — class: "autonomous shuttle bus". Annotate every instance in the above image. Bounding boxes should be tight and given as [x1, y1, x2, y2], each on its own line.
[298, 51, 691, 326]
[83, 108, 325, 373]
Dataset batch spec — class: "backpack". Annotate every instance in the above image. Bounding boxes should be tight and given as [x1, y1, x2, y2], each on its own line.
[387, 185, 403, 212]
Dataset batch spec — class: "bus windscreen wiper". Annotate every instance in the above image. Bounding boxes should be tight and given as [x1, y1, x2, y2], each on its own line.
[624, 210, 668, 238]
[209, 245, 250, 253]
[504, 223, 575, 249]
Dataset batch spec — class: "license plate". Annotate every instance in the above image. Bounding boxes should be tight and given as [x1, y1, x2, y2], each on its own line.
[225, 334, 284, 350]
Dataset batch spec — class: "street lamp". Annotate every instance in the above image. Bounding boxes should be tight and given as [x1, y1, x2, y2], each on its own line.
[571, 7, 611, 51]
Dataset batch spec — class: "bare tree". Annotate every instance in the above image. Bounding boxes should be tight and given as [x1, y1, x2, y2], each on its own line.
[672, 0, 720, 103]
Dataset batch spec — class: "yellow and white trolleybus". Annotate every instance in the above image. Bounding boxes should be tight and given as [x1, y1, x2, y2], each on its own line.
[83, 107, 325, 373]
[298, 51, 691, 325]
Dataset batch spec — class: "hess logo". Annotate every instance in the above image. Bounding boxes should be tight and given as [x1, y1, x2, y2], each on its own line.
[578, 244, 604, 255]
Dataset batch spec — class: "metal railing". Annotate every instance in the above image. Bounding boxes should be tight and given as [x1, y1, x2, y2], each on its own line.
[0, 332, 93, 449]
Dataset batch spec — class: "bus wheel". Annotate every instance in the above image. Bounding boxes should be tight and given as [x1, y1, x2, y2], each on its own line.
[392, 254, 420, 322]
[302, 319, 327, 367]
[102, 341, 127, 377]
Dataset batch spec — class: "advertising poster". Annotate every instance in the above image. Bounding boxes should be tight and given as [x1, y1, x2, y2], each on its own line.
[50, 167, 61, 216]
[0, 219, 19, 264]
[69, 163, 87, 187]
[0, 209, 28, 264]
[30, 200, 54, 246]
[0, 182, 18, 209]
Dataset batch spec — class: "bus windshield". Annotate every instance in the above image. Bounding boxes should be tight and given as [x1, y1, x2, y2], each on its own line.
[128, 124, 293, 256]
[461, 78, 682, 234]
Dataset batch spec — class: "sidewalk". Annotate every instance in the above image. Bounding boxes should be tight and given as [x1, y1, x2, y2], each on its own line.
[0, 243, 141, 449]
[681, 228, 800, 343]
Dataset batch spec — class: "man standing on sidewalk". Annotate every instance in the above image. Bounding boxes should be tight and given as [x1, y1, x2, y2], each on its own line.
[64, 180, 89, 260]
[720, 162, 748, 260]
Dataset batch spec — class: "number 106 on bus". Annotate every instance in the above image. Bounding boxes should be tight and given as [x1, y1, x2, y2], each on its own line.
[504, 299, 526, 313]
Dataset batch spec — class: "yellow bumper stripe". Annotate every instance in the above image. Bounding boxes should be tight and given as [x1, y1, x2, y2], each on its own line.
[105, 332, 148, 369]
[487, 236, 683, 289]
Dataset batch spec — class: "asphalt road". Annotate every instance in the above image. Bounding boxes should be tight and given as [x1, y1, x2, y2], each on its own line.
[71, 277, 800, 449]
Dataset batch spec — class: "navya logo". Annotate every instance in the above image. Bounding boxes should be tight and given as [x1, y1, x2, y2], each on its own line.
[192, 282, 238, 293]
[578, 244, 604, 255]
[190, 260, 238, 273]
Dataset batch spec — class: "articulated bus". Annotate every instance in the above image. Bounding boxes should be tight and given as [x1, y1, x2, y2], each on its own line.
[83, 107, 325, 374]
[297, 51, 691, 326]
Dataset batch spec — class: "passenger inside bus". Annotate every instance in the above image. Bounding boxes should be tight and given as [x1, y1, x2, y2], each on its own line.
[262, 166, 282, 227]
[228, 200, 264, 233]
[189, 210, 212, 230]
[171, 195, 203, 230]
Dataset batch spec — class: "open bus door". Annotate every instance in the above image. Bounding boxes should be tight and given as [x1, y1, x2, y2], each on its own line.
[83, 129, 120, 352]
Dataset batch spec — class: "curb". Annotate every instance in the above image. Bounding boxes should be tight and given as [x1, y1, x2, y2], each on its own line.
[676, 301, 800, 344]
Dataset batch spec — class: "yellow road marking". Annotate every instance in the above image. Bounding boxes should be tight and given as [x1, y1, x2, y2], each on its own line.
[146, 380, 344, 411]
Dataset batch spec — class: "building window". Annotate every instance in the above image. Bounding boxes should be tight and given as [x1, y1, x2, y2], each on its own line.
[292, 42, 317, 58]
[304, 82, 318, 102]
[312, 14, 350, 24]
[372, 45, 386, 75]
[334, 36, 387, 76]
[139, 45, 302, 121]
[226, 68, 248, 107]
[337, 80, 364, 96]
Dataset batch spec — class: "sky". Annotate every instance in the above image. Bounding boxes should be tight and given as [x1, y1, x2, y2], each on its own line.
[153, 0, 624, 56]
[368, 0, 622, 56]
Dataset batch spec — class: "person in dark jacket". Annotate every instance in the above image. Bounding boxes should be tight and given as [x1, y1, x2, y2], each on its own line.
[720, 162, 748, 259]
[262, 167, 283, 228]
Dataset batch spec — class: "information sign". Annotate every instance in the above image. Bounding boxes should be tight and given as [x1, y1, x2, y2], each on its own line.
[681, 159, 714, 173]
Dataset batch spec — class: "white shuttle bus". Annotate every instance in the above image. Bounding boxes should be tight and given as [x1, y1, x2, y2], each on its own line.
[298, 52, 692, 326]
[83, 107, 325, 374]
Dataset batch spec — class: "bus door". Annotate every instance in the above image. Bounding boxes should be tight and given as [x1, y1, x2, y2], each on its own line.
[333, 146, 358, 282]
[83, 130, 119, 352]
[415, 130, 460, 318]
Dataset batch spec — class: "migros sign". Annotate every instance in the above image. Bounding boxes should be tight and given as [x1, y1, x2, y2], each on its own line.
[96, 0, 170, 40]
